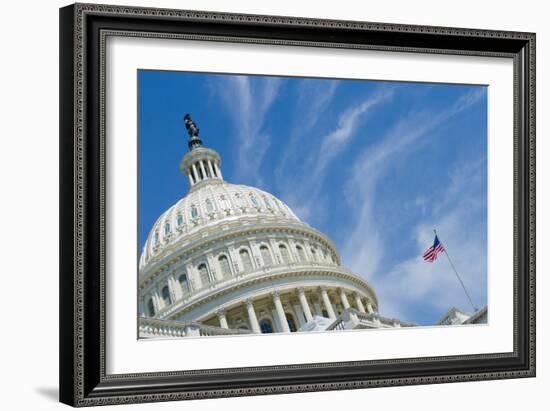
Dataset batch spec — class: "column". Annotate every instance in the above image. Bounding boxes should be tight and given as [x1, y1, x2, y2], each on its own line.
[294, 304, 306, 327]
[320, 287, 336, 319]
[214, 162, 223, 179]
[186, 263, 197, 291]
[199, 160, 207, 179]
[191, 163, 200, 182]
[217, 309, 228, 329]
[207, 253, 217, 282]
[248, 240, 261, 268]
[228, 245, 240, 273]
[246, 299, 261, 334]
[297, 287, 313, 322]
[187, 173, 194, 187]
[207, 160, 215, 178]
[272, 291, 290, 333]
[339, 288, 351, 310]
[354, 293, 366, 313]
[367, 302, 374, 314]
[269, 238, 282, 264]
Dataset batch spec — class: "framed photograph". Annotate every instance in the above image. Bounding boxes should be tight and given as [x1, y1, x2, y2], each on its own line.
[59, 3, 535, 407]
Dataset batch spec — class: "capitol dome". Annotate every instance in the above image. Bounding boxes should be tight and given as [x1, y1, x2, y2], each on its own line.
[139, 181, 302, 270]
[139, 114, 411, 338]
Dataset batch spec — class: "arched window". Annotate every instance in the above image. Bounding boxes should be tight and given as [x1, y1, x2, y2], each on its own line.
[239, 249, 253, 272]
[322, 309, 329, 318]
[147, 298, 155, 316]
[154, 231, 159, 245]
[179, 273, 189, 294]
[249, 193, 259, 207]
[286, 313, 297, 332]
[205, 198, 215, 213]
[259, 319, 274, 334]
[264, 196, 273, 210]
[260, 245, 273, 266]
[296, 245, 306, 262]
[218, 255, 231, 278]
[198, 263, 210, 287]
[161, 285, 171, 306]
[279, 244, 290, 264]
[164, 222, 171, 236]
[310, 248, 317, 261]
[176, 213, 184, 227]
[191, 205, 199, 219]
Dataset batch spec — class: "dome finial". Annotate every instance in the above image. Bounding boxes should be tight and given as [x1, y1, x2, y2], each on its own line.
[184, 113, 203, 151]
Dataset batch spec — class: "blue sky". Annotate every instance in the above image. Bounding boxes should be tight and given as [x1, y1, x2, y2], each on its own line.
[138, 70, 488, 326]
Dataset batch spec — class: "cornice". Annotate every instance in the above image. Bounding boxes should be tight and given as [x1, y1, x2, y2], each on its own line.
[155, 265, 379, 320]
[139, 218, 342, 287]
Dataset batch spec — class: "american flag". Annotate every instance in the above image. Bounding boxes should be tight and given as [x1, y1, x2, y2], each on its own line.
[423, 235, 445, 262]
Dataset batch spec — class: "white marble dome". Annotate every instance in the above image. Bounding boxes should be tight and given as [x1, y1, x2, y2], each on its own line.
[139, 181, 301, 269]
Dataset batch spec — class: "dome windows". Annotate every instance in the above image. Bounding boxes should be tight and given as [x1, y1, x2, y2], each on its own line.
[164, 222, 171, 236]
[310, 248, 317, 261]
[176, 213, 184, 227]
[198, 263, 210, 287]
[153, 231, 159, 246]
[264, 196, 273, 210]
[190, 205, 200, 219]
[218, 255, 232, 278]
[239, 249, 253, 272]
[179, 273, 189, 294]
[260, 245, 273, 266]
[249, 193, 259, 207]
[296, 245, 306, 262]
[205, 198, 215, 214]
[161, 285, 171, 306]
[279, 244, 290, 264]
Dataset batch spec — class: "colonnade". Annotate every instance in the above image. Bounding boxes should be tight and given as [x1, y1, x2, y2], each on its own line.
[214, 286, 375, 333]
[187, 158, 223, 186]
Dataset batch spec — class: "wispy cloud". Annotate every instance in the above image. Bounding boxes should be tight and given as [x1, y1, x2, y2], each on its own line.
[342, 88, 486, 289]
[309, 88, 394, 184]
[210, 76, 282, 185]
[279, 87, 394, 225]
[274, 80, 339, 184]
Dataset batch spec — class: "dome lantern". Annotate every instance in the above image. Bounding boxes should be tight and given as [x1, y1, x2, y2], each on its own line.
[180, 114, 224, 189]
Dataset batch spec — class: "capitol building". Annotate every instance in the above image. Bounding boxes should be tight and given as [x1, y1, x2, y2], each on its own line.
[138, 115, 418, 339]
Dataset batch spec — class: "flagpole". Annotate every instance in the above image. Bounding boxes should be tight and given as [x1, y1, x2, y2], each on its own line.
[434, 229, 477, 312]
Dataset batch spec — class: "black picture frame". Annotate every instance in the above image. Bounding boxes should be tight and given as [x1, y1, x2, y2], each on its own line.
[59, 3, 536, 407]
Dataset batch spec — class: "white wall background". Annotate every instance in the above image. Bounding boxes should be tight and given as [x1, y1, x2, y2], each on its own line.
[0, 0, 546, 409]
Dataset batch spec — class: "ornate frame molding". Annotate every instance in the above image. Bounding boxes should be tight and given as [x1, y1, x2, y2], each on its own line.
[59, 3, 535, 407]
